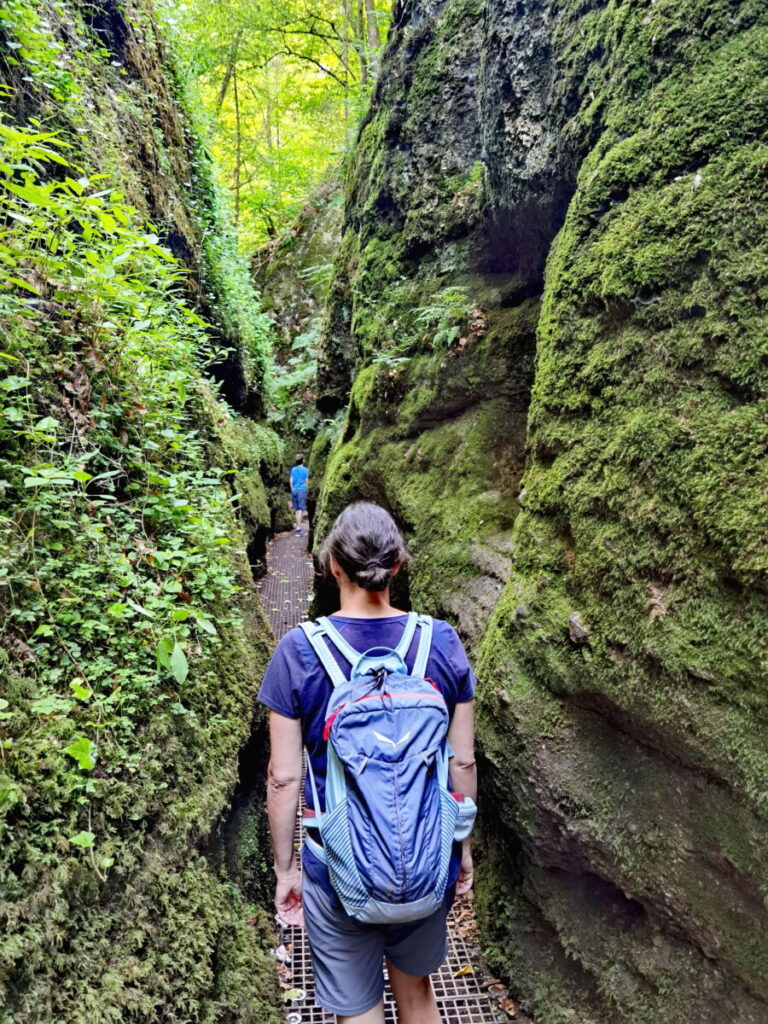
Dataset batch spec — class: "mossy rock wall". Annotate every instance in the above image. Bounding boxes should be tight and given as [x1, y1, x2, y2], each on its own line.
[314, 0, 768, 1021]
[252, 173, 343, 353]
[1, 3, 281, 1020]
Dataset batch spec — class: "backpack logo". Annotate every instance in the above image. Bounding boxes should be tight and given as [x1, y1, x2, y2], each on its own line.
[299, 612, 476, 925]
[372, 729, 412, 748]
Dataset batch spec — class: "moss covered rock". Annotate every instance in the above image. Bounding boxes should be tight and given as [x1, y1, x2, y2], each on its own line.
[313, 0, 768, 1020]
[0, 2, 281, 1020]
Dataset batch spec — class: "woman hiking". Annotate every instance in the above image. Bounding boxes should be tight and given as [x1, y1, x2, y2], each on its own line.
[258, 501, 477, 1024]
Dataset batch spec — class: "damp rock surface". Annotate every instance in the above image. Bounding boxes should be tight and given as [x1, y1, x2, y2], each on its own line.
[310, 0, 768, 1021]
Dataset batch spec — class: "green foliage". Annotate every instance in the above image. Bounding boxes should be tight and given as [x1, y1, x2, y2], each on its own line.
[0, 0, 79, 101]
[268, 316, 326, 439]
[412, 286, 473, 350]
[163, 0, 392, 245]
[0, 16, 280, 1011]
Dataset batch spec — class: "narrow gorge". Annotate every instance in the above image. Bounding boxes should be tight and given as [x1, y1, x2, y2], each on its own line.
[1, 1, 767, 1023]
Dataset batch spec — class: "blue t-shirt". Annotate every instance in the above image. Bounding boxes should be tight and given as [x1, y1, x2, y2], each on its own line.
[258, 613, 476, 895]
[290, 465, 309, 491]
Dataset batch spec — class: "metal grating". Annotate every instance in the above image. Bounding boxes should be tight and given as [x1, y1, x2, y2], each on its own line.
[258, 528, 528, 1023]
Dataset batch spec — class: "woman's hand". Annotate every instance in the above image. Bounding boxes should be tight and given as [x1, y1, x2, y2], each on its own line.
[456, 841, 474, 896]
[275, 859, 304, 927]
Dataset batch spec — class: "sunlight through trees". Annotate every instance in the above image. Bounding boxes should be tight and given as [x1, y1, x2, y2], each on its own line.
[164, 0, 391, 246]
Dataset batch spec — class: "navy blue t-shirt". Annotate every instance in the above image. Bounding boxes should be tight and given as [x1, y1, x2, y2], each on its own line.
[258, 613, 476, 895]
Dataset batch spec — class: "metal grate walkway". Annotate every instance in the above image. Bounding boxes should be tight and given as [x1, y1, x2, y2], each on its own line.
[255, 527, 530, 1023]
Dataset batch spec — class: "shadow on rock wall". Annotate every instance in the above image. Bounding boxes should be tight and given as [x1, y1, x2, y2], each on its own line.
[308, 0, 768, 1021]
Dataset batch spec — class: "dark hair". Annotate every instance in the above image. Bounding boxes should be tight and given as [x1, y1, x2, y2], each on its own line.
[295, 454, 304, 465]
[319, 501, 409, 592]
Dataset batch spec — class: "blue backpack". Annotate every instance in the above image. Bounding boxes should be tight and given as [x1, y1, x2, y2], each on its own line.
[299, 612, 476, 924]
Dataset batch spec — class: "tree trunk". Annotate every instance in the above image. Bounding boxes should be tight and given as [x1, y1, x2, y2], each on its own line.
[232, 63, 242, 224]
[215, 28, 243, 115]
[364, 0, 379, 50]
[357, 0, 369, 85]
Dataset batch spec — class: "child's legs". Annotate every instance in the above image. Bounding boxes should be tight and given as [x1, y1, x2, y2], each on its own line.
[386, 960, 441, 1024]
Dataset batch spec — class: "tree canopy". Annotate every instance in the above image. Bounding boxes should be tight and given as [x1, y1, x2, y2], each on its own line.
[165, 0, 391, 247]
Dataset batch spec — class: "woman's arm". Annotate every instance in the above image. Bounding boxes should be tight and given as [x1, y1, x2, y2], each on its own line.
[267, 711, 304, 926]
[447, 700, 477, 896]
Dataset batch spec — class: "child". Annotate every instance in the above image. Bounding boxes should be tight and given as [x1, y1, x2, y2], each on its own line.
[290, 454, 309, 535]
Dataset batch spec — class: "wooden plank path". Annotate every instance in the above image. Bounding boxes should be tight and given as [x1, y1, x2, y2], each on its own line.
[256, 528, 528, 1024]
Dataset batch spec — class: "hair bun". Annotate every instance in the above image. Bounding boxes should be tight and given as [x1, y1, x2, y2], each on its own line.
[318, 501, 410, 593]
[354, 564, 393, 592]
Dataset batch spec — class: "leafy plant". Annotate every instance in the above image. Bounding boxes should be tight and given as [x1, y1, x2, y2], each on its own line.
[413, 285, 473, 349]
[0, 118, 253, 882]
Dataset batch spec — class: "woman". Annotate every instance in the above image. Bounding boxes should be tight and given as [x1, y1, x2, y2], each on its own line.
[258, 502, 477, 1024]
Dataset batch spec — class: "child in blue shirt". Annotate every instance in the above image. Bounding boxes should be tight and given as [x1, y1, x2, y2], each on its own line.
[290, 454, 309, 535]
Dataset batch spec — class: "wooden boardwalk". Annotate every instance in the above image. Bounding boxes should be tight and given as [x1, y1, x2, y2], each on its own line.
[256, 528, 527, 1024]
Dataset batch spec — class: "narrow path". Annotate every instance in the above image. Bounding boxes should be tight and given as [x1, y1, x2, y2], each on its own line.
[256, 530, 525, 1024]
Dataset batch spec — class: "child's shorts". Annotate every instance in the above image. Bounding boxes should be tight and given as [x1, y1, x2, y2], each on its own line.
[301, 869, 455, 1016]
[291, 488, 307, 511]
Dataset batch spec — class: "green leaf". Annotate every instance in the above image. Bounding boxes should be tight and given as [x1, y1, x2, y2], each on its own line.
[31, 694, 74, 715]
[5, 276, 40, 294]
[170, 642, 188, 684]
[126, 599, 153, 618]
[195, 616, 217, 636]
[0, 780, 24, 812]
[69, 830, 95, 848]
[34, 416, 58, 433]
[156, 635, 175, 670]
[69, 681, 93, 701]
[65, 736, 96, 770]
[72, 470, 93, 483]
[170, 608, 191, 621]
[24, 476, 72, 488]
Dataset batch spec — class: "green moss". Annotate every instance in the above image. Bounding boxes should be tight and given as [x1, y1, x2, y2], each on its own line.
[0, 3, 282, 1020]
[470, 9, 768, 1021]
[314, 0, 768, 1017]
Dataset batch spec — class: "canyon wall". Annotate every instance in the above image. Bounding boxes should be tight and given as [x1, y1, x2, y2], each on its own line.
[312, 0, 768, 1020]
[0, 3, 281, 1020]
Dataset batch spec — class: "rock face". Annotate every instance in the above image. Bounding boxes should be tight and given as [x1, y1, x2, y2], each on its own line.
[253, 173, 344, 353]
[314, 0, 768, 1020]
[0, 3, 281, 1020]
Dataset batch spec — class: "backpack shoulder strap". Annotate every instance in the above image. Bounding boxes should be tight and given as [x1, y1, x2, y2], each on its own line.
[395, 610, 419, 660]
[299, 620, 348, 689]
[412, 614, 434, 679]
[317, 610, 419, 665]
[316, 616, 360, 664]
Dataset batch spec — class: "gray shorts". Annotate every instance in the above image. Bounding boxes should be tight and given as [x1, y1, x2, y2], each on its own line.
[301, 870, 455, 1016]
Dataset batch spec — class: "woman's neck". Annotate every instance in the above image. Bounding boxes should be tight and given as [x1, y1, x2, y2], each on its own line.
[336, 582, 403, 618]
